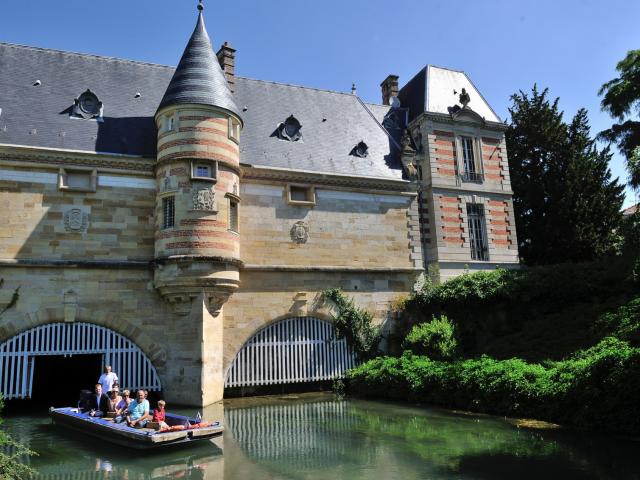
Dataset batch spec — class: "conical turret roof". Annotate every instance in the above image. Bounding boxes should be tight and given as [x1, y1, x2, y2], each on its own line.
[157, 5, 241, 120]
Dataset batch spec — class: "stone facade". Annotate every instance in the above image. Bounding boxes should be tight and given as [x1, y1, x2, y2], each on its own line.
[0, 7, 518, 407]
[410, 111, 519, 280]
[0, 144, 420, 405]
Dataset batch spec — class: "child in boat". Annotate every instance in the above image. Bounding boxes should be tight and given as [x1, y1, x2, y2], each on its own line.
[152, 400, 169, 430]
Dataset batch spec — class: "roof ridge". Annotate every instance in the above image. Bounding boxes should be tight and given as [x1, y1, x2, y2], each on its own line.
[236, 75, 355, 97]
[0, 41, 175, 70]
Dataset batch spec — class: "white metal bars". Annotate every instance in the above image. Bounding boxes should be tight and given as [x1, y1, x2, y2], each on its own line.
[225, 400, 363, 471]
[225, 316, 357, 388]
[0, 322, 161, 400]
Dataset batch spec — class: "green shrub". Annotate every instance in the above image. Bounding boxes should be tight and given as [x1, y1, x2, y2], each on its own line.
[593, 297, 640, 346]
[346, 336, 640, 435]
[402, 316, 457, 360]
[401, 260, 636, 360]
[0, 393, 37, 479]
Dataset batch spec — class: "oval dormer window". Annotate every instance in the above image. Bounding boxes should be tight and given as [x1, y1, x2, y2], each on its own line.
[80, 92, 99, 115]
[273, 115, 302, 142]
[350, 141, 369, 158]
[72, 89, 103, 120]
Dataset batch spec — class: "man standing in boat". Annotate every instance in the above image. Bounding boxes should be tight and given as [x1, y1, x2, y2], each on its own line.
[98, 365, 118, 394]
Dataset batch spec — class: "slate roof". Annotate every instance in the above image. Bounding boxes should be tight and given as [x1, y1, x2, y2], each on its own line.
[399, 65, 501, 123]
[0, 42, 402, 180]
[157, 9, 241, 120]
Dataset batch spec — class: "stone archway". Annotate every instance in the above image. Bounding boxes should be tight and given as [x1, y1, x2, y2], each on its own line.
[0, 322, 162, 400]
[225, 316, 356, 388]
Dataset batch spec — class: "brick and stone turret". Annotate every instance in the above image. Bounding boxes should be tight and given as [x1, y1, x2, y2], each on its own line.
[154, 1, 243, 317]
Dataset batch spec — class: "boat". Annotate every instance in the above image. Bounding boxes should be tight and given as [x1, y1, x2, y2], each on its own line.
[49, 407, 223, 450]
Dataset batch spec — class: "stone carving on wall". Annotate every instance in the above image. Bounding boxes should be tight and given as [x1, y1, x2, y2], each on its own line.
[290, 221, 309, 244]
[191, 185, 217, 212]
[63, 207, 89, 233]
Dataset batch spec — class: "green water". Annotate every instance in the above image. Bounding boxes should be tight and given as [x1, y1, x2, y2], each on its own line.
[3, 393, 640, 479]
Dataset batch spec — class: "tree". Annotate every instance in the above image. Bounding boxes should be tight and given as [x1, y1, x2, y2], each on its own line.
[0, 280, 35, 479]
[598, 50, 640, 189]
[506, 86, 624, 264]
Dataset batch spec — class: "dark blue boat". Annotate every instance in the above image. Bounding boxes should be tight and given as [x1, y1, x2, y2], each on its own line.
[50, 407, 223, 450]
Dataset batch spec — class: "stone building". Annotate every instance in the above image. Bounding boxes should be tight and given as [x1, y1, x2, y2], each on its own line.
[0, 4, 518, 406]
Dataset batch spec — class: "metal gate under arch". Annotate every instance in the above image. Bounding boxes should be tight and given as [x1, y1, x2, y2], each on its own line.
[225, 316, 357, 388]
[0, 322, 161, 400]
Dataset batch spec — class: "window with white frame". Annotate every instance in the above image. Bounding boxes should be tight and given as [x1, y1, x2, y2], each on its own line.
[467, 203, 488, 261]
[229, 117, 241, 143]
[162, 196, 175, 229]
[457, 136, 483, 183]
[163, 115, 175, 133]
[190, 160, 217, 182]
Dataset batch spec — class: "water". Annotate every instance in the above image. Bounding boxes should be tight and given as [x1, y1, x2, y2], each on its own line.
[3, 393, 640, 479]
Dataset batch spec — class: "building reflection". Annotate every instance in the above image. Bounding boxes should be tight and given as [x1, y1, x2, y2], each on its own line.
[223, 398, 370, 475]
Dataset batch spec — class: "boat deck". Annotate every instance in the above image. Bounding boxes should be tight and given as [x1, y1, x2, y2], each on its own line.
[50, 407, 223, 449]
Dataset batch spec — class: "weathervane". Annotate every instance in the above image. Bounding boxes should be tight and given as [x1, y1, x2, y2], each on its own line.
[198, 0, 204, 11]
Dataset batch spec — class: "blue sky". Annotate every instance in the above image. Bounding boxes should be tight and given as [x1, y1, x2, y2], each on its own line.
[1, 0, 638, 207]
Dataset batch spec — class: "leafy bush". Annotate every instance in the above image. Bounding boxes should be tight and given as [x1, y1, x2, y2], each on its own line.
[402, 316, 457, 360]
[0, 394, 36, 479]
[346, 335, 640, 435]
[593, 297, 640, 346]
[401, 259, 637, 360]
[323, 288, 381, 361]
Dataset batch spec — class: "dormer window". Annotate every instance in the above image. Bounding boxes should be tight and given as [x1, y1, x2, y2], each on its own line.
[190, 160, 217, 182]
[350, 141, 369, 158]
[72, 89, 103, 120]
[273, 115, 302, 142]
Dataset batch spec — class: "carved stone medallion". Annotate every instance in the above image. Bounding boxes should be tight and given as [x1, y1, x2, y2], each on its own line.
[63, 208, 89, 233]
[192, 185, 217, 212]
[290, 221, 309, 244]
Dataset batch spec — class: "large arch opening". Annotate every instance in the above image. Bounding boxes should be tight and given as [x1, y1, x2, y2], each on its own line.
[0, 322, 162, 407]
[225, 316, 357, 397]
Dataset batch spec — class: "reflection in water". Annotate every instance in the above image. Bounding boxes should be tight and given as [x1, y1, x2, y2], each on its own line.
[2, 394, 640, 480]
[225, 399, 369, 472]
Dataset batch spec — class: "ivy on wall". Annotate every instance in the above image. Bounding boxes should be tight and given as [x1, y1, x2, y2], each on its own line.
[322, 288, 381, 361]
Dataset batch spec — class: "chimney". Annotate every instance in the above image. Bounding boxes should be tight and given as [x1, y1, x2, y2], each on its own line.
[216, 42, 236, 93]
[380, 74, 399, 106]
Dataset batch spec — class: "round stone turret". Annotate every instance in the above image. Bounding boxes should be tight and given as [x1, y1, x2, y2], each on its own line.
[154, 4, 242, 315]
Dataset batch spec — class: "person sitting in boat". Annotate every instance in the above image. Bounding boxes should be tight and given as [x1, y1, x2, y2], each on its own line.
[152, 400, 169, 430]
[84, 383, 110, 417]
[98, 365, 119, 394]
[106, 388, 122, 417]
[126, 389, 151, 428]
[113, 389, 131, 423]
